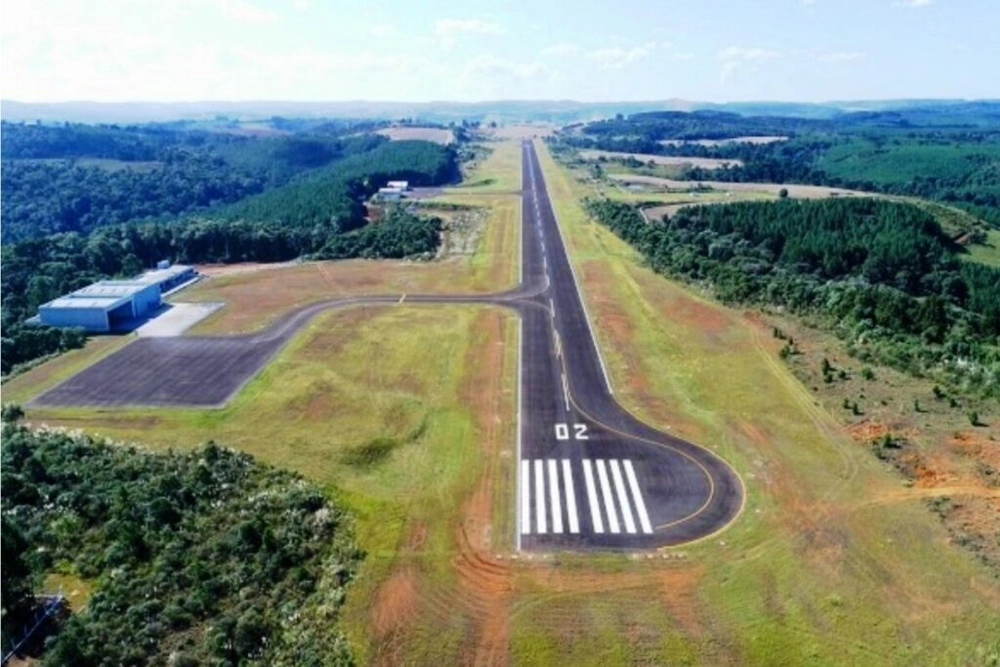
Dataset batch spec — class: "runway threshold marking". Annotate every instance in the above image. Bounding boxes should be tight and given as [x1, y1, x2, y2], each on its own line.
[610, 459, 638, 534]
[595, 460, 621, 533]
[562, 459, 580, 534]
[548, 459, 563, 534]
[624, 460, 654, 534]
[520, 459, 531, 535]
[582, 459, 604, 533]
[534, 459, 547, 534]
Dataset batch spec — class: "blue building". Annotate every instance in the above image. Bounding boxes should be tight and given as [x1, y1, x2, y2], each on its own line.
[36, 264, 198, 332]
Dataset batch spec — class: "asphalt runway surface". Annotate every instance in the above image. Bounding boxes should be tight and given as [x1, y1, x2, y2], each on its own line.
[32, 141, 743, 550]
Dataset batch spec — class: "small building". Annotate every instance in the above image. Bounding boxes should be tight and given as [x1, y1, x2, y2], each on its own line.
[38, 281, 162, 332]
[36, 264, 198, 332]
[386, 180, 409, 191]
[377, 187, 404, 201]
[136, 264, 198, 293]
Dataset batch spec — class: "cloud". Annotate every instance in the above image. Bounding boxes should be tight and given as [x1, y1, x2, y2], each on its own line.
[818, 51, 866, 62]
[541, 42, 580, 58]
[586, 42, 657, 69]
[370, 23, 394, 37]
[718, 46, 780, 82]
[899, 0, 932, 5]
[464, 55, 548, 81]
[434, 18, 504, 36]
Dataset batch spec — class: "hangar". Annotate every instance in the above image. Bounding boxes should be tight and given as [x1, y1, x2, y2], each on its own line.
[36, 264, 199, 332]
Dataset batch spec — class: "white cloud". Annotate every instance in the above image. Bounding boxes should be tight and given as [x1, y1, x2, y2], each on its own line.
[899, 0, 933, 6]
[434, 18, 504, 36]
[718, 46, 780, 82]
[370, 23, 394, 38]
[586, 42, 657, 69]
[464, 55, 548, 81]
[541, 42, 580, 58]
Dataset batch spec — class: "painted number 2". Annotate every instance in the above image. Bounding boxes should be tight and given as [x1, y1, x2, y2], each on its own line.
[555, 423, 589, 441]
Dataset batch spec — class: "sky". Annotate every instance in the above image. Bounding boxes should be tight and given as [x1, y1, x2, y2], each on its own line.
[2, 0, 998, 103]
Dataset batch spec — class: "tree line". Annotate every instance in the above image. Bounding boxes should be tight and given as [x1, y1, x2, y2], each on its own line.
[1, 419, 361, 665]
[559, 109, 1000, 225]
[584, 197, 1000, 397]
[1, 139, 458, 375]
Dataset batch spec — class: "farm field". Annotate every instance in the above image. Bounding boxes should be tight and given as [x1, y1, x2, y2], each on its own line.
[608, 173, 870, 198]
[659, 135, 788, 147]
[580, 149, 741, 169]
[376, 126, 455, 144]
[447, 138, 523, 193]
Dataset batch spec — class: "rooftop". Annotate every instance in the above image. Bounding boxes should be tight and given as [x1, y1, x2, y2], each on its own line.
[137, 264, 195, 284]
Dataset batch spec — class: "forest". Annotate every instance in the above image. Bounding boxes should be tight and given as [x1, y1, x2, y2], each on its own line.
[584, 197, 1000, 397]
[1, 418, 361, 665]
[1, 121, 390, 243]
[1, 124, 458, 375]
[558, 106, 1000, 225]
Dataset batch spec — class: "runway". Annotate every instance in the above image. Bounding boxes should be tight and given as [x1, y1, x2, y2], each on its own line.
[32, 141, 743, 550]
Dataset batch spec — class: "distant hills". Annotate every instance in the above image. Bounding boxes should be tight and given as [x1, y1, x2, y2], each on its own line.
[2, 97, 998, 125]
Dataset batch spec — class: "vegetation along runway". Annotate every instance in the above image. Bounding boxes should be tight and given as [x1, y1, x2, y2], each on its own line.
[32, 141, 743, 550]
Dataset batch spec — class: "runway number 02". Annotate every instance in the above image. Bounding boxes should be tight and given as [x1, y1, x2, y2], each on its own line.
[555, 423, 589, 441]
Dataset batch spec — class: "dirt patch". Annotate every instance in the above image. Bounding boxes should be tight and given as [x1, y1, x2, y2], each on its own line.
[660, 136, 788, 147]
[581, 149, 741, 170]
[377, 127, 454, 145]
[610, 174, 870, 199]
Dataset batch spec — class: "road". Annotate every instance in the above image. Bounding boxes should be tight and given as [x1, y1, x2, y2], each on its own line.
[33, 141, 743, 550]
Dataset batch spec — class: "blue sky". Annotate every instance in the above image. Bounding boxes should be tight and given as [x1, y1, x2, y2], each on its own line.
[2, 0, 997, 103]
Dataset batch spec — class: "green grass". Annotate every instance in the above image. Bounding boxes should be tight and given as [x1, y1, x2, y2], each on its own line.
[817, 137, 1000, 185]
[21, 304, 518, 665]
[964, 228, 1000, 267]
[533, 139, 1000, 664]
[447, 140, 522, 193]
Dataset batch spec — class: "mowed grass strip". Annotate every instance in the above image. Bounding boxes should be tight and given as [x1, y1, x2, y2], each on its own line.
[447, 139, 522, 193]
[21, 304, 519, 665]
[534, 140, 1000, 664]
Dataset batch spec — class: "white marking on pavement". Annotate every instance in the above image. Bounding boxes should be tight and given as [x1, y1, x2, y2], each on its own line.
[520, 459, 531, 535]
[582, 459, 604, 533]
[595, 460, 621, 533]
[610, 460, 637, 534]
[516, 317, 524, 550]
[548, 459, 563, 534]
[535, 459, 547, 534]
[563, 459, 580, 534]
[561, 373, 570, 412]
[624, 460, 653, 534]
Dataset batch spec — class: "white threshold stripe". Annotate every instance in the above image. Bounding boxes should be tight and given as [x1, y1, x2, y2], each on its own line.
[547, 460, 563, 534]
[562, 459, 580, 534]
[582, 460, 604, 533]
[534, 460, 547, 534]
[595, 459, 621, 534]
[624, 460, 653, 534]
[609, 460, 637, 534]
[520, 459, 531, 535]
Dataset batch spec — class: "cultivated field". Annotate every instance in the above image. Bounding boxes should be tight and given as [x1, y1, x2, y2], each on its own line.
[580, 149, 742, 169]
[608, 173, 869, 198]
[659, 135, 788, 147]
[377, 126, 454, 145]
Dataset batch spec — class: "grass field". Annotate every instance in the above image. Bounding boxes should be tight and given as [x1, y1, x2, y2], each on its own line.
[964, 228, 1000, 267]
[9, 137, 999, 664]
[376, 126, 454, 145]
[533, 139, 1000, 664]
[447, 139, 522, 193]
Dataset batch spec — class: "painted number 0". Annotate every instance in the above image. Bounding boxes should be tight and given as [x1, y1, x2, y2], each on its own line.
[555, 423, 589, 441]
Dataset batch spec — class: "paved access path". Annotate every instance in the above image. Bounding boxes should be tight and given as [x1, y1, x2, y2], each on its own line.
[33, 142, 743, 550]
